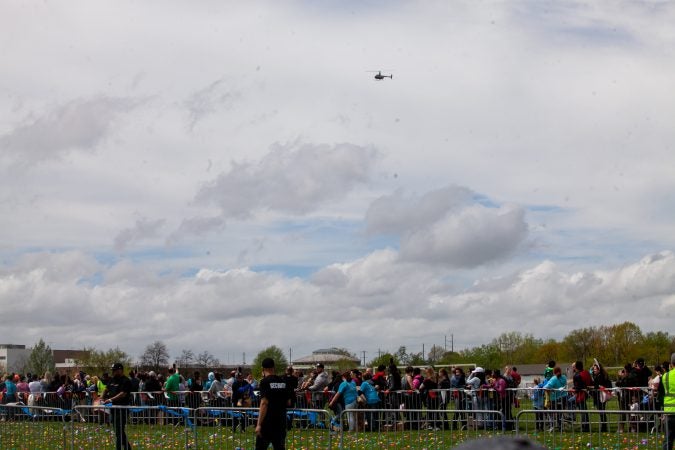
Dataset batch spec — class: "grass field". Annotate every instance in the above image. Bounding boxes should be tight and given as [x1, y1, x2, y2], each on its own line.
[0, 418, 666, 450]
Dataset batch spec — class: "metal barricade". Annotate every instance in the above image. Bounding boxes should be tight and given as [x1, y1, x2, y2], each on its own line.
[516, 409, 666, 450]
[0, 404, 69, 449]
[72, 404, 193, 449]
[2, 393, 669, 449]
[336, 408, 505, 449]
[195, 406, 332, 449]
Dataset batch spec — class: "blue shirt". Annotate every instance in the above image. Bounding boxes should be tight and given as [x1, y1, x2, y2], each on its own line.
[5, 380, 17, 396]
[544, 375, 568, 401]
[360, 381, 380, 405]
[338, 380, 358, 405]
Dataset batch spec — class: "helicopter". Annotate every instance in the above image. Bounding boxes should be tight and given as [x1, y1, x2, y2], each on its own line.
[368, 70, 393, 80]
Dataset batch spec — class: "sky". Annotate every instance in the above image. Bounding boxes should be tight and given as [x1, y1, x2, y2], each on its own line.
[1, 1, 675, 366]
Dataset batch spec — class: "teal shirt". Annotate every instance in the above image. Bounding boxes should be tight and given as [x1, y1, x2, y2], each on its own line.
[338, 380, 358, 405]
[544, 375, 568, 401]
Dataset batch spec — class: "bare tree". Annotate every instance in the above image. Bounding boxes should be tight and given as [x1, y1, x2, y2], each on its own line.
[195, 350, 220, 368]
[139, 341, 170, 372]
[427, 345, 446, 364]
[176, 349, 195, 368]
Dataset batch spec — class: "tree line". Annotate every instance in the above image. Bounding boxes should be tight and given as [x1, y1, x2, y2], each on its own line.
[369, 321, 674, 371]
[12, 321, 674, 378]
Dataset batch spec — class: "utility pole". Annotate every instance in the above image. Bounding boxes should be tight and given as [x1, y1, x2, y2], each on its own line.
[444, 335, 447, 352]
[361, 351, 366, 367]
[451, 334, 454, 353]
[243, 352, 246, 365]
[422, 343, 425, 361]
[289, 348, 292, 365]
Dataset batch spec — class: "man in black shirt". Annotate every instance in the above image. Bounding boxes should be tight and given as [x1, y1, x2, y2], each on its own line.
[103, 362, 133, 450]
[283, 366, 298, 430]
[256, 358, 291, 450]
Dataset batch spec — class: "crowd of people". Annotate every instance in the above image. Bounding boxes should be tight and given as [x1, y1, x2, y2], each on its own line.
[0, 356, 671, 434]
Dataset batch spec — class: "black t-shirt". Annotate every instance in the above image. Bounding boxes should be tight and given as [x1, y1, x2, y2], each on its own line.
[106, 375, 133, 405]
[283, 374, 298, 406]
[259, 375, 290, 432]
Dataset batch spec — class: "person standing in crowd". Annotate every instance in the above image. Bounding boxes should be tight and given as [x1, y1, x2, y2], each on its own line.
[420, 367, 442, 430]
[590, 359, 612, 432]
[103, 363, 133, 450]
[530, 377, 546, 431]
[630, 358, 652, 387]
[543, 361, 555, 381]
[164, 367, 180, 407]
[204, 372, 215, 391]
[307, 363, 329, 409]
[615, 363, 634, 433]
[359, 372, 381, 431]
[466, 367, 486, 428]
[450, 367, 467, 430]
[207, 372, 226, 405]
[658, 353, 675, 450]
[385, 361, 402, 428]
[231, 371, 252, 433]
[491, 369, 513, 431]
[372, 365, 387, 391]
[255, 358, 291, 450]
[543, 366, 567, 432]
[329, 371, 358, 431]
[283, 366, 298, 430]
[650, 365, 663, 411]
[571, 361, 592, 432]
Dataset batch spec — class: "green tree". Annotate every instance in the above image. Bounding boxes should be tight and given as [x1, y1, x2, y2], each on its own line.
[251, 346, 288, 379]
[28, 339, 55, 376]
[512, 334, 543, 364]
[76, 347, 131, 374]
[436, 351, 463, 365]
[139, 341, 170, 372]
[459, 343, 502, 369]
[640, 332, 670, 366]
[562, 327, 599, 365]
[333, 358, 359, 372]
[367, 352, 397, 369]
[492, 331, 524, 364]
[534, 339, 561, 364]
[605, 322, 643, 365]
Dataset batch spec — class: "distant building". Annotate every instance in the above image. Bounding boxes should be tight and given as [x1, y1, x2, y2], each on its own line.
[0, 344, 31, 373]
[511, 364, 547, 386]
[292, 348, 360, 369]
[53, 349, 90, 371]
[0, 344, 90, 374]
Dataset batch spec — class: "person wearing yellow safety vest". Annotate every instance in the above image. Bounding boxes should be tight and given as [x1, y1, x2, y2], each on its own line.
[659, 352, 675, 450]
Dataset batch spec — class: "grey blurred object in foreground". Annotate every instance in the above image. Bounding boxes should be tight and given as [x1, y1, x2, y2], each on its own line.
[455, 436, 547, 450]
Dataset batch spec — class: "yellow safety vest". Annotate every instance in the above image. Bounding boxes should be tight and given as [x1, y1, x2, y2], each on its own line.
[664, 369, 675, 412]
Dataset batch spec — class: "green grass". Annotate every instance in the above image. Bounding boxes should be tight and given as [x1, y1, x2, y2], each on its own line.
[0, 419, 666, 449]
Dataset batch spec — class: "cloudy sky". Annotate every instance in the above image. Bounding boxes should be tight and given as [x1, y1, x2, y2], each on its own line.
[2, 1, 675, 366]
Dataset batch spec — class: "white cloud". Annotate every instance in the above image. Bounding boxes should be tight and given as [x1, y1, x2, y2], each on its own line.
[0, 97, 140, 167]
[166, 216, 226, 246]
[114, 217, 166, 252]
[366, 187, 528, 268]
[1, 1, 674, 361]
[1, 250, 674, 360]
[195, 141, 379, 218]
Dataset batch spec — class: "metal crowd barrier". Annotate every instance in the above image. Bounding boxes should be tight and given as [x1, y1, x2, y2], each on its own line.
[0, 387, 670, 449]
[0, 404, 70, 449]
[516, 409, 669, 450]
[335, 408, 505, 449]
